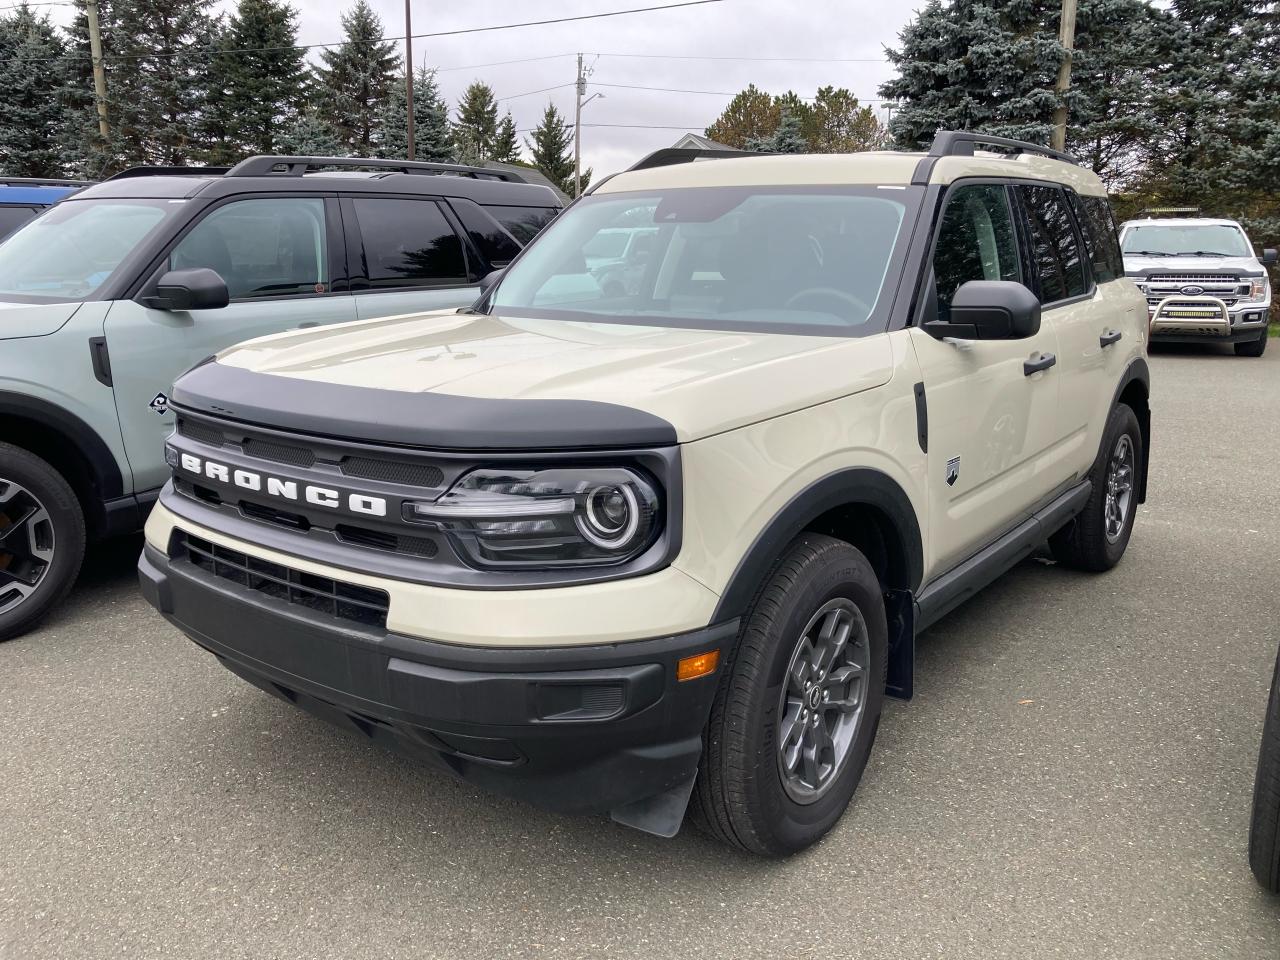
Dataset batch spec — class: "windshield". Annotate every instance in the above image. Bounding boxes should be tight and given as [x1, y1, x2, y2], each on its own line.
[0, 198, 175, 303]
[490, 186, 915, 336]
[1121, 223, 1252, 258]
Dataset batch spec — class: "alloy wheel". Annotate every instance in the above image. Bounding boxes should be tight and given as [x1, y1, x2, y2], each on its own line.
[1104, 434, 1135, 544]
[0, 479, 56, 614]
[776, 598, 870, 804]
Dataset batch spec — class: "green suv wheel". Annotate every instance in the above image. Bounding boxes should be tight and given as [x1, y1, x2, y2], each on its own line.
[0, 443, 84, 642]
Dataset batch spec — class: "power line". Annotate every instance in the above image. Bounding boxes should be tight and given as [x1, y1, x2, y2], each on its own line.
[593, 51, 888, 63]
[0, 0, 727, 65]
[435, 53, 575, 73]
[590, 81, 894, 103]
[496, 82, 576, 103]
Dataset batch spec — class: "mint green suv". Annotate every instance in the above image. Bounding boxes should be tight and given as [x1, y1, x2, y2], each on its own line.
[0, 156, 561, 640]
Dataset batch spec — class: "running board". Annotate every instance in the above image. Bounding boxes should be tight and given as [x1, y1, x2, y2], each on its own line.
[914, 480, 1092, 633]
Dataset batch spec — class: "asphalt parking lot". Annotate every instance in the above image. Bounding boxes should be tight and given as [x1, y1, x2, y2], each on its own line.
[3, 343, 1279, 959]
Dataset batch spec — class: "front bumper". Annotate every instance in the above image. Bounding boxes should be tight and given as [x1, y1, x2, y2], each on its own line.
[1148, 295, 1269, 342]
[138, 540, 736, 828]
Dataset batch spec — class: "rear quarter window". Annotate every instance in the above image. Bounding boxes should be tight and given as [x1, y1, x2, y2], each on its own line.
[1072, 194, 1125, 283]
[482, 205, 559, 244]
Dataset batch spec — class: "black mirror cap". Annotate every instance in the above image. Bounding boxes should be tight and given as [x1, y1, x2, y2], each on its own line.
[1262, 248, 1278, 266]
[944, 280, 1042, 340]
[153, 268, 229, 311]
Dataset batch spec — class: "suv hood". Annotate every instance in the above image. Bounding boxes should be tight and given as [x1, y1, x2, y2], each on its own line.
[207, 309, 894, 444]
[0, 300, 82, 340]
[1123, 253, 1264, 277]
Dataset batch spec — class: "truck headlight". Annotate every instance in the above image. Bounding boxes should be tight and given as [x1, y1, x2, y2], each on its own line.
[406, 467, 660, 567]
[1246, 277, 1270, 302]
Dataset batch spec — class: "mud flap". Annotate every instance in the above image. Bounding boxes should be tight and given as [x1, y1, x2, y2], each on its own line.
[885, 588, 914, 701]
[610, 771, 699, 838]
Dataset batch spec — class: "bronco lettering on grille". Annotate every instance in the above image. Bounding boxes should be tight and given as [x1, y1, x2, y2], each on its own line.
[177, 453, 388, 517]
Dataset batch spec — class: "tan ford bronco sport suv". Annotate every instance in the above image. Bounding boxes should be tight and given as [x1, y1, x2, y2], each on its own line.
[138, 132, 1152, 855]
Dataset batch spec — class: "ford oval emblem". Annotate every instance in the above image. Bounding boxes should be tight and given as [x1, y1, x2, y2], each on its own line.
[1181, 284, 1205, 296]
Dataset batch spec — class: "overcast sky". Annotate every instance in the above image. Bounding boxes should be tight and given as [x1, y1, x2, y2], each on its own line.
[55, 0, 915, 178]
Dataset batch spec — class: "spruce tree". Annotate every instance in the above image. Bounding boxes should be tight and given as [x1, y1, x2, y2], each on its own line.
[0, 6, 72, 177]
[454, 81, 499, 159]
[314, 0, 398, 154]
[491, 112, 521, 163]
[746, 109, 809, 153]
[524, 102, 587, 196]
[220, 0, 307, 156]
[377, 66, 453, 161]
[279, 107, 344, 156]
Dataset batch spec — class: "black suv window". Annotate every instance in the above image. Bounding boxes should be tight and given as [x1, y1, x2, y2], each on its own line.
[1016, 185, 1086, 303]
[932, 184, 1020, 320]
[0, 205, 38, 239]
[170, 197, 329, 300]
[482, 204, 559, 244]
[447, 198, 521, 267]
[351, 198, 468, 288]
[1071, 193, 1124, 283]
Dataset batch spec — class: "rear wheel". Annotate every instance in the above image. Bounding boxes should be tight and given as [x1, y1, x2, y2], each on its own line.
[1236, 328, 1268, 357]
[691, 534, 887, 856]
[1250, 644, 1280, 892]
[1050, 403, 1142, 572]
[0, 443, 85, 641]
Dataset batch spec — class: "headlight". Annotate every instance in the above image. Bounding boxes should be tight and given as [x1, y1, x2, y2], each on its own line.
[1247, 277, 1270, 302]
[406, 467, 661, 567]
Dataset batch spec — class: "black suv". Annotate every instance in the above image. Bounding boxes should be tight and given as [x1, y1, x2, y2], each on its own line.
[0, 155, 561, 640]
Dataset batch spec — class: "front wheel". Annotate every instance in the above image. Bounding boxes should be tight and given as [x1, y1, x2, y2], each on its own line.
[1050, 403, 1142, 572]
[0, 442, 85, 641]
[1236, 329, 1268, 357]
[1250, 645, 1280, 893]
[691, 534, 887, 856]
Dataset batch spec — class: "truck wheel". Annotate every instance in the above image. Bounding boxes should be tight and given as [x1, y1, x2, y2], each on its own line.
[0, 442, 85, 642]
[1250, 643, 1280, 893]
[1049, 403, 1142, 572]
[691, 534, 887, 856]
[1236, 329, 1268, 357]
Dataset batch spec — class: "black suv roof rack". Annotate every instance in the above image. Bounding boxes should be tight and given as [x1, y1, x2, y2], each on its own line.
[626, 147, 759, 173]
[927, 130, 1079, 166]
[0, 177, 93, 187]
[224, 155, 529, 183]
[107, 165, 231, 181]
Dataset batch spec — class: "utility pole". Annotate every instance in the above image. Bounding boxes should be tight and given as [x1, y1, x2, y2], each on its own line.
[85, 0, 110, 144]
[1050, 0, 1078, 153]
[573, 53, 585, 198]
[404, 0, 415, 160]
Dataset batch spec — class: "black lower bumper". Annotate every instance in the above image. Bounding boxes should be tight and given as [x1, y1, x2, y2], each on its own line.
[138, 543, 734, 827]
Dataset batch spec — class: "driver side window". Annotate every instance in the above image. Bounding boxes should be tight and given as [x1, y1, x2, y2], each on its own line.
[932, 184, 1020, 321]
[169, 197, 329, 301]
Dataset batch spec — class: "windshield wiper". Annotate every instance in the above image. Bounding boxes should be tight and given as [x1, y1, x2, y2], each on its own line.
[1175, 250, 1234, 257]
[1125, 250, 1174, 257]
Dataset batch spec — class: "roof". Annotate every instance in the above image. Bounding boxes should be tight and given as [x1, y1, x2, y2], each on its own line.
[0, 183, 86, 205]
[594, 149, 1108, 197]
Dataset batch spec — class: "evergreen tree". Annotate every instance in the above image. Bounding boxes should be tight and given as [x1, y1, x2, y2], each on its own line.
[376, 66, 453, 161]
[216, 0, 307, 157]
[61, 0, 124, 175]
[314, 0, 398, 154]
[279, 107, 344, 156]
[454, 81, 499, 159]
[491, 112, 521, 163]
[524, 102, 588, 196]
[0, 6, 72, 177]
[746, 109, 809, 153]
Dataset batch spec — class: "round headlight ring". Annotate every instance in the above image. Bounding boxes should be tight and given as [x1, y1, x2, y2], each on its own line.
[576, 483, 641, 550]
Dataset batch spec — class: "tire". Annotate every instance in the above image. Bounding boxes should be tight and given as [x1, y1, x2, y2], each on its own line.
[1250, 644, 1280, 893]
[1049, 403, 1142, 572]
[691, 533, 887, 856]
[1235, 329, 1268, 357]
[0, 442, 85, 641]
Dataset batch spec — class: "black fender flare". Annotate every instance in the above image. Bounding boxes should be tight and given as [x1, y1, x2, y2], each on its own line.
[0, 391, 125, 502]
[1108, 357, 1151, 503]
[710, 467, 924, 623]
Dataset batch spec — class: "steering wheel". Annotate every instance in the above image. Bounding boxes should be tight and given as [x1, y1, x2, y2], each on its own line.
[784, 286, 870, 318]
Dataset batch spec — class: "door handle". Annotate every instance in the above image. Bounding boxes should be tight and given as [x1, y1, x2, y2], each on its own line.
[1099, 329, 1122, 347]
[1023, 352, 1057, 376]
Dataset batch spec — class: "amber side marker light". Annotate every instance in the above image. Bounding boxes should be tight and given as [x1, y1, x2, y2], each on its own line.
[677, 650, 720, 682]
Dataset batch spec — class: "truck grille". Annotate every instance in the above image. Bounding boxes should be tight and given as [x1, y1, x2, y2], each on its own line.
[177, 532, 390, 629]
[1141, 274, 1246, 310]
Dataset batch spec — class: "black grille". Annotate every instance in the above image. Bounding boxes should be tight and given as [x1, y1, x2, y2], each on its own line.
[177, 417, 227, 447]
[335, 524, 439, 558]
[341, 456, 444, 488]
[242, 437, 316, 468]
[178, 532, 389, 628]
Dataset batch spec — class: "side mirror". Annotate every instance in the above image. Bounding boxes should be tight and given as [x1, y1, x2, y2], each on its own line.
[1262, 248, 1278, 266]
[926, 280, 1041, 340]
[144, 268, 229, 311]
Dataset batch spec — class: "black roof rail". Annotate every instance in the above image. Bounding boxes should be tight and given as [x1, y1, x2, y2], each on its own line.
[927, 130, 1079, 166]
[0, 177, 93, 187]
[626, 146, 760, 172]
[107, 165, 231, 181]
[224, 155, 528, 183]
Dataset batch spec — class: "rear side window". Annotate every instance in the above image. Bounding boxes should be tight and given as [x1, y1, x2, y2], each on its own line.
[171, 197, 328, 300]
[447, 198, 521, 267]
[1016, 185, 1087, 304]
[1073, 194, 1125, 283]
[932, 184, 1021, 321]
[483, 204, 559, 244]
[0, 205, 38, 239]
[351, 198, 468, 288]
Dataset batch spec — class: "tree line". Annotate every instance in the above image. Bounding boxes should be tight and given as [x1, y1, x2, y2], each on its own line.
[0, 0, 586, 194]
